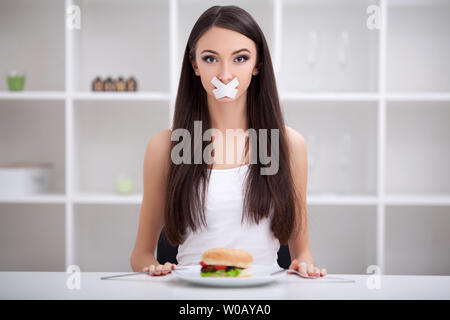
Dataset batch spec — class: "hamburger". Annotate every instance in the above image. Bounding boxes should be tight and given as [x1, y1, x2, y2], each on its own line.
[200, 248, 253, 277]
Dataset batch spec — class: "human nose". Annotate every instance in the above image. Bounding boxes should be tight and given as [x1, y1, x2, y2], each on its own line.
[218, 61, 234, 84]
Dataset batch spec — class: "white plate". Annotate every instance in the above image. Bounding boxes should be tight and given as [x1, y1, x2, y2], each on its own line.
[171, 265, 286, 287]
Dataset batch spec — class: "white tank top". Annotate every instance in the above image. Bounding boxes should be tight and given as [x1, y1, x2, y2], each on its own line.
[176, 164, 281, 268]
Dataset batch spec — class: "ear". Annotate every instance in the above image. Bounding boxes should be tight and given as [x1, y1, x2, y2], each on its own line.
[190, 55, 200, 76]
[252, 62, 261, 76]
[192, 63, 200, 76]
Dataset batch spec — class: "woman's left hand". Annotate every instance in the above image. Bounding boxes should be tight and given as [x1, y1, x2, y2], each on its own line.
[289, 259, 327, 277]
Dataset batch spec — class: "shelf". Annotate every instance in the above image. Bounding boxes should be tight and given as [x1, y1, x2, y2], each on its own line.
[72, 91, 170, 101]
[3, 193, 449, 207]
[280, 92, 379, 101]
[307, 194, 377, 205]
[2, 91, 450, 102]
[385, 195, 450, 206]
[386, 93, 450, 101]
[73, 193, 378, 206]
[0, 194, 66, 204]
[388, 0, 450, 7]
[73, 193, 141, 204]
[385, 205, 450, 275]
[0, 91, 171, 101]
[0, 91, 66, 100]
[283, 0, 378, 5]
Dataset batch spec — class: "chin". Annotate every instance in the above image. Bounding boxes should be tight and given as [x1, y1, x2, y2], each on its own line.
[218, 93, 242, 102]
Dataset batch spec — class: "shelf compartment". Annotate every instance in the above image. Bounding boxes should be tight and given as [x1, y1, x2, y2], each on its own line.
[71, 0, 170, 92]
[385, 205, 450, 275]
[0, 204, 65, 271]
[280, 0, 379, 92]
[386, 101, 450, 195]
[282, 101, 378, 195]
[0, 100, 66, 194]
[73, 204, 139, 272]
[387, 0, 450, 92]
[74, 100, 170, 194]
[0, 0, 65, 91]
[308, 204, 377, 274]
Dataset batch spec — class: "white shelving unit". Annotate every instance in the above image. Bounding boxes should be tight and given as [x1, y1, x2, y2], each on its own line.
[1, 0, 449, 275]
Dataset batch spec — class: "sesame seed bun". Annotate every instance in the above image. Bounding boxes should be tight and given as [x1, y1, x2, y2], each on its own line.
[201, 248, 253, 269]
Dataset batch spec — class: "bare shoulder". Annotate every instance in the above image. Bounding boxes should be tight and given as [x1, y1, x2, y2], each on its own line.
[148, 128, 172, 151]
[284, 125, 306, 153]
[144, 128, 172, 170]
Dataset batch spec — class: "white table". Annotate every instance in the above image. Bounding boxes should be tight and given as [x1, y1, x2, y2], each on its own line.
[0, 272, 449, 300]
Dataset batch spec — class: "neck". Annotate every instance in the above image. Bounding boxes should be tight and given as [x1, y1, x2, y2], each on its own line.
[206, 91, 249, 165]
[207, 91, 248, 133]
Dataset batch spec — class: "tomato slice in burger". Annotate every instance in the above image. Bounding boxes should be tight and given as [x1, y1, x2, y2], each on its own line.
[200, 261, 208, 268]
[214, 265, 227, 270]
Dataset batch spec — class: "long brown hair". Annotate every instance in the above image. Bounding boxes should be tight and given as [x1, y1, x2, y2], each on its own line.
[164, 5, 302, 246]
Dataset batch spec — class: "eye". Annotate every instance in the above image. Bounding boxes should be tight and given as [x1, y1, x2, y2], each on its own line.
[202, 55, 217, 63]
[234, 55, 249, 63]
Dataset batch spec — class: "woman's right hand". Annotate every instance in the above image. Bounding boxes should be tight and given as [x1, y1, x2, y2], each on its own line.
[142, 262, 177, 276]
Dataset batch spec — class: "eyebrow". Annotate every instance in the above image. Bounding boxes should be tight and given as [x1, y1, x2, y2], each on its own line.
[200, 48, 251, 55]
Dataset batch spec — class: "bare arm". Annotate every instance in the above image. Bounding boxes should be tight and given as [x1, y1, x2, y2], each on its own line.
[130, 129, 173, 273]
[285, 126, 312, 261]
[285, 126, 327, 277]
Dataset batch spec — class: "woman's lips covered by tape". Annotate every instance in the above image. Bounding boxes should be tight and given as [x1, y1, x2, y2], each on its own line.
[211, 76, 239, 99]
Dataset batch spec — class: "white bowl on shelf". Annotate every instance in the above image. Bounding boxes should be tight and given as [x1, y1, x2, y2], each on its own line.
[0, 162, 53, 196]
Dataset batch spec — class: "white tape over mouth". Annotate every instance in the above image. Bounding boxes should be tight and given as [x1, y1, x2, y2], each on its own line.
[211, 76, 239, 99]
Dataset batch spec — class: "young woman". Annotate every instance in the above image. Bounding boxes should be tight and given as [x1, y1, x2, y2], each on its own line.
[130, 5, 327, 278]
